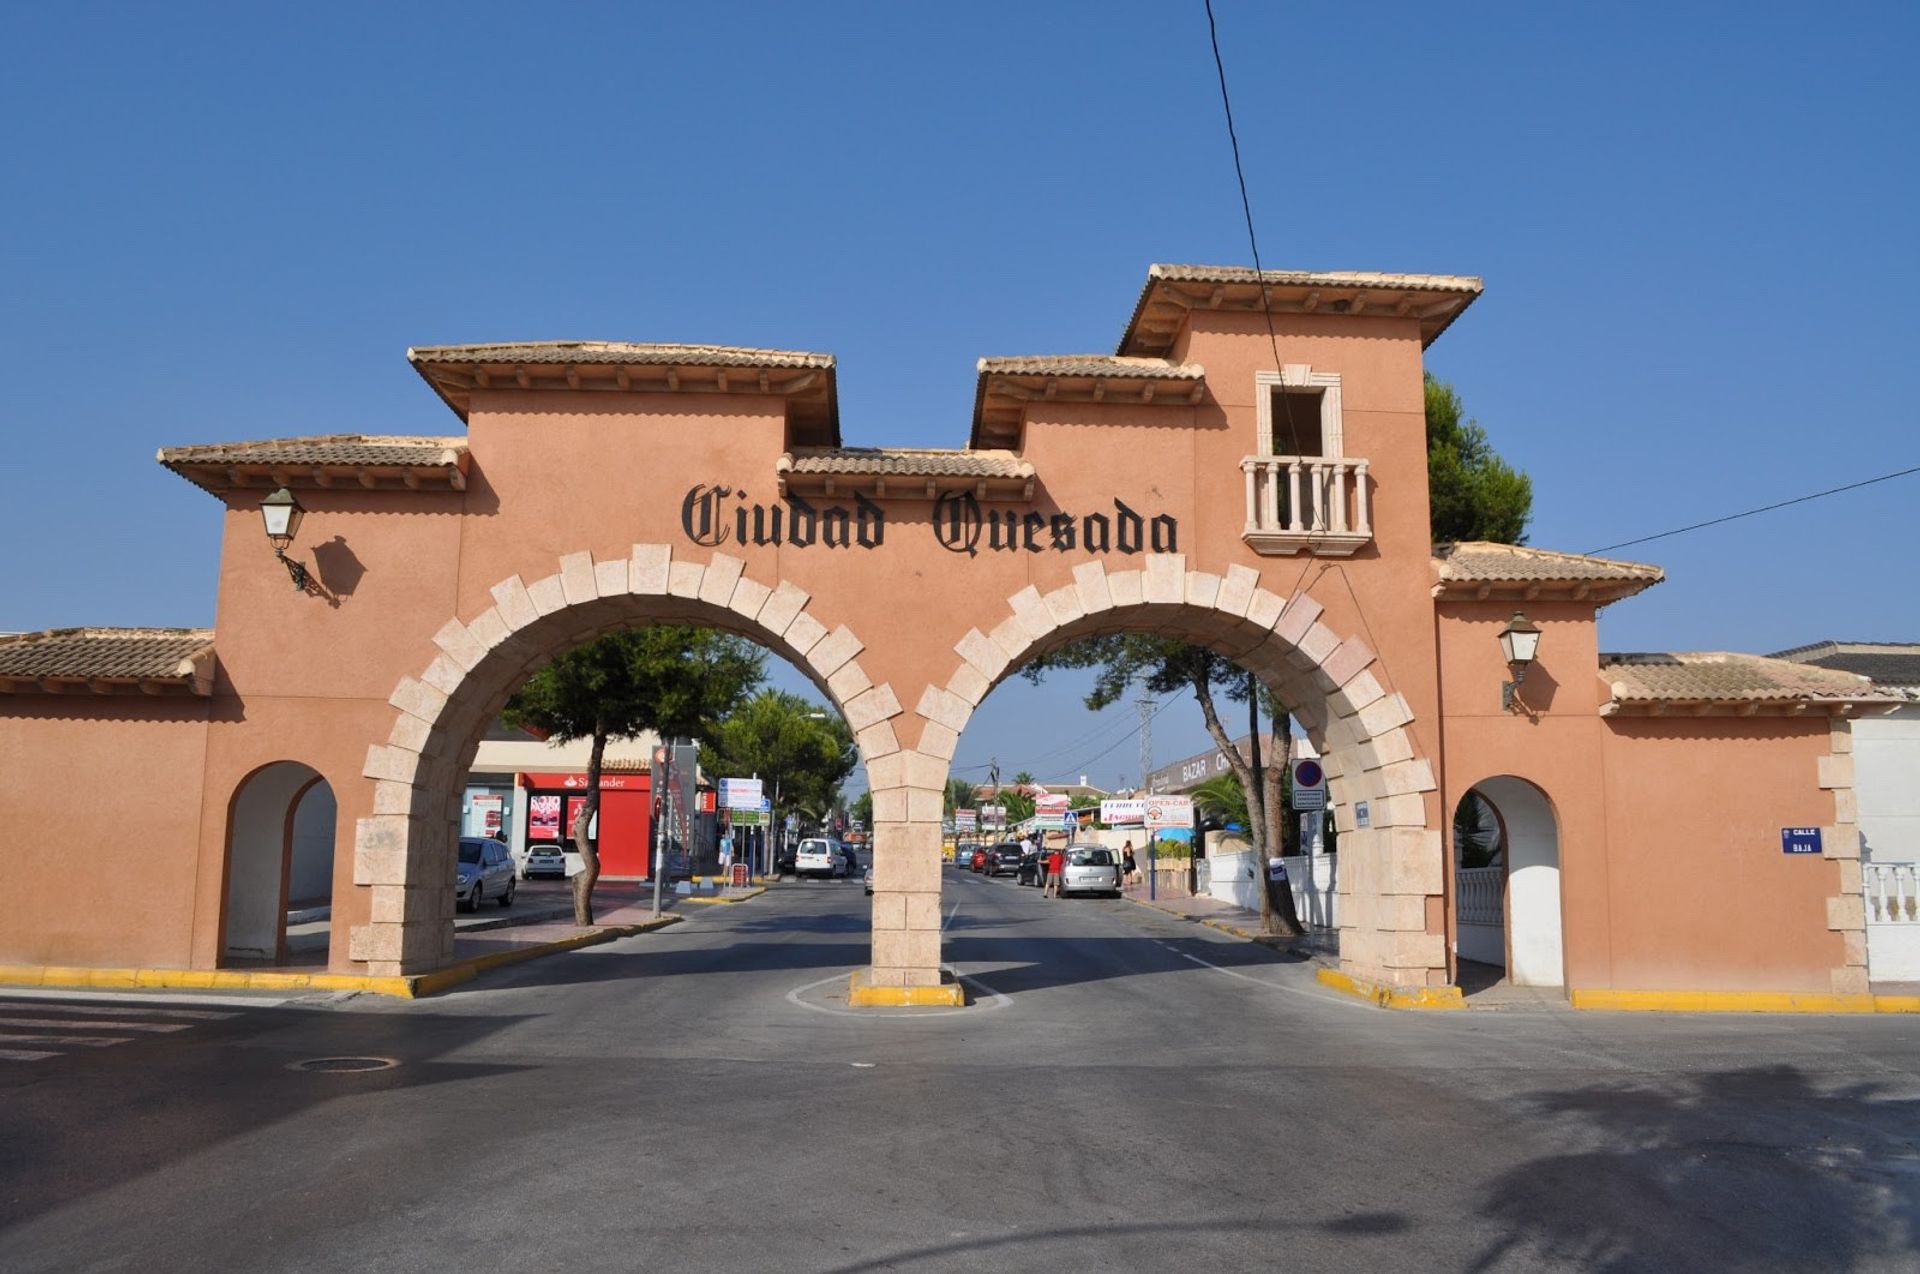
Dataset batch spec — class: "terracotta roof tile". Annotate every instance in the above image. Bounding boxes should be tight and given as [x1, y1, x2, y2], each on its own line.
[0, 627, 215, 692]
[158, 434, 465, 468]
[1147, 264, 1484, 294]
[1434, 542, 1664, 584]
[976, 355, 1203, 379]
[1121, 263, 1484, 356]
[408, 341, 832, 370]
[779, 448, 1033, 480]
[1599, 652, 1883, 704]
[1770, 641, 1920, 690]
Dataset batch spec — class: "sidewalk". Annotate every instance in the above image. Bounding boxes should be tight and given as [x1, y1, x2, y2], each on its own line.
[1122, 885, 1336, 957]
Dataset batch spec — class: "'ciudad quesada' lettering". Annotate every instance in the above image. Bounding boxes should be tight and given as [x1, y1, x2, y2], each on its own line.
[678, 484, 1176, 555]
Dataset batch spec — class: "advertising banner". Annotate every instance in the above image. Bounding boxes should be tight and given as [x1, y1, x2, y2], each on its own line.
[1143, 795, 1194, 830]
[529, 794, 562, 841]
[955, 808, 978, 831]
[1100, 798, 1146, 825]
[1033, 793, 1071, 816]
[719, 778, 764, 810]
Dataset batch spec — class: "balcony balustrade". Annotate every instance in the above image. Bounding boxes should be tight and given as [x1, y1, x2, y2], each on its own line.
[1239, 454, 1371, 556]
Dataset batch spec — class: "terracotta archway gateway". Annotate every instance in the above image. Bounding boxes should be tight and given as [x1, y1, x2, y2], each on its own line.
[0, 264, 1894, 1006]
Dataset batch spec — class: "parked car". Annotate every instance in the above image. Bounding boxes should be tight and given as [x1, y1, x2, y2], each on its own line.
[456, 837, 517, 911]
[984, 842, 1023, 877]
[775, 841, 799, 876]
[952, 841, 980, 867]
[968, 845, 991, 872]
[795, 837, 848, 879]
[1057, 845, 1122, 898]
[1017, 846, 1043, 886]
[524, 844, 568, 880]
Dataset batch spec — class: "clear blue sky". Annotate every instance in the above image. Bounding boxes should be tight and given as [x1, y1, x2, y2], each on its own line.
[3, 3, 1914, 793]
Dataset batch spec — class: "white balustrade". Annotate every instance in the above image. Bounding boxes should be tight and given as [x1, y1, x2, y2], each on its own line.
[1454, 866, 1505, 928]
[1238, 454, 1371, 556]
[1866, 862, 1920, 924]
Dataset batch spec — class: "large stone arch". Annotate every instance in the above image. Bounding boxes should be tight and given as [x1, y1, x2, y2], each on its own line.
[348, 544, 904, 976]
[892, 553, 1447, 991]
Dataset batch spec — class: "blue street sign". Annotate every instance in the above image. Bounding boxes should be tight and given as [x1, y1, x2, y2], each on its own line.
[1780, 827, 1822, 855]
[1355, 801, 1370, 829]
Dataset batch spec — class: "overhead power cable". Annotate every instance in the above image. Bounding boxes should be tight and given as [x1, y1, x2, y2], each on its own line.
[1587, 463, 1920, 555]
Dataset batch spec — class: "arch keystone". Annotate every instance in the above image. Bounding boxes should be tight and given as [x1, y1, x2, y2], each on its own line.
[1273, 594, 1324, 645]
[666, 559, 704, 598]
[594, 557, 631, 597]
[1072, 560, 1113, 613]
[807, 624, 863, 679]
[729, 575, 772, 624]
[698, 552, 746, 607]
[489, 576, 540, 631]
[1143, 553, 1186, 603]
[1043, 584, 1084, 628]
[955, 628, 1009, 682]
[756, 581, 809, 636]
[1216, 563, 1258, 618]
[558, 551, 597, 606]
[1184, 570, 1221, 610]
[1009, 586, 1056, 642]
[526, 574, 567, 616]
[629, 543, 672, 594]
[1106, 569, 1144, 608]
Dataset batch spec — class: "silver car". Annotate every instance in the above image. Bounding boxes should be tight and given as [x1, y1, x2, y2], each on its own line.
[456, 837, 518, 911]
[1057, 845, 1122, 898]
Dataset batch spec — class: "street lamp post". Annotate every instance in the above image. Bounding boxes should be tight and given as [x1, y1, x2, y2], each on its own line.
[259, 487, 311, 591]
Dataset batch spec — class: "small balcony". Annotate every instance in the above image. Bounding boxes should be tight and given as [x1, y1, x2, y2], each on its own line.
[1239, 454, 1372, 556]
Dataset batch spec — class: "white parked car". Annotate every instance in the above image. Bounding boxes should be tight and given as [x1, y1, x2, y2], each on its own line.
[524, 844, 568, 880]
[795, 837, 847, 880]
[1057, 845, 1122, 898]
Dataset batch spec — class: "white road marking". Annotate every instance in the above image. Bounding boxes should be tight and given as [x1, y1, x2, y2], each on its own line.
[0, 1048, 58, 1061]
[0, 1002, 236, 1021]
[943, 903, 959, 931]
[0, 1033, 134, 1048]
[0, 1017, 190, 1033]
[783, 971, 1010, 1018]
[0, 988, 293, 1009]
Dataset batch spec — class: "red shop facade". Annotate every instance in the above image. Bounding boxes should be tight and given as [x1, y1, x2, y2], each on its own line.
[517, 770, 653, 879]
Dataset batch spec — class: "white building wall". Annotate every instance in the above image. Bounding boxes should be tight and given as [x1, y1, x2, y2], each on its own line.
[1859, 705, 1920, 982]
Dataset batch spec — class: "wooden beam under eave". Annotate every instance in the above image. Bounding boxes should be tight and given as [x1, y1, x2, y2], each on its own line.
[1301, 289, 1320, 313]
[1349, 293, 1368, 316]
[402, 470, 421, 490]
[446, 466, 468, 492]
[717, 370, 730, 393]
[780, 372, 818, 395]
[474, 368, 491, 389]
[357, 469, 377, 489]
[1187, 384, 1206, 404]
[667, 368, 680, 391]
[565, 367, 580, 389]
[1092, 381, 1105, 402]
[515, 367, 530, 389]
[758, 370, 769, 394]
[1573, 582, 1592, 601]
[1141, 383, 1156, 404]
[1524, 583, 1541, 600]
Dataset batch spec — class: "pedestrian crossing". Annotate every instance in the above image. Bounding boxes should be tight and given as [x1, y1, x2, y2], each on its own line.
[0, 997, 241, 1064]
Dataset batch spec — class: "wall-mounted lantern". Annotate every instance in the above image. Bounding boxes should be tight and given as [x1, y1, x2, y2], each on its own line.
[260, 487, 311, 591]
[1499, 611, 1541, 711]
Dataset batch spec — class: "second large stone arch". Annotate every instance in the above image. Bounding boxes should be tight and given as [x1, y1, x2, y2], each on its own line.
[874, 553, 1447, 993]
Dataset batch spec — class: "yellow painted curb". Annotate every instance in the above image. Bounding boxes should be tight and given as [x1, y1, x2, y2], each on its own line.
[1315, 967, 1466, 1010]
[846, 970, 965, 1007]
[682, 886, 768, 905]
[1569, 987, 1920, 1014]
[0, 914, 686, 1001]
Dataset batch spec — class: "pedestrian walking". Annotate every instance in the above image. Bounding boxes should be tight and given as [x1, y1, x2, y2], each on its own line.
[1122, 840, 1138, 887]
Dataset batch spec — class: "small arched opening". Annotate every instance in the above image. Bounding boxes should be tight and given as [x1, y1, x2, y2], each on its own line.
[1452, 775, 1563, 989]
[224, 760, 336, 965]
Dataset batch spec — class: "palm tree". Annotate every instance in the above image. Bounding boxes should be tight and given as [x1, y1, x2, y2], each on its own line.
[1190, 773, 1250, 831]
[945, 777, 978, 816]
[1013, 770, 1035, 787]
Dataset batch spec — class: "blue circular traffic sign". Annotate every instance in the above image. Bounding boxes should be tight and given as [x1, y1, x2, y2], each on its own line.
[1294, 759, 1323, 788]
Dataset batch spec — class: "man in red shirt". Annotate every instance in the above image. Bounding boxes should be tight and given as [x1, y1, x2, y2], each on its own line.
[1043, 841, 1066, 899]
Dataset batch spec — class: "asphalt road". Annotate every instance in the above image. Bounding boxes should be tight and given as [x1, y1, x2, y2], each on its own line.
[3, 870, 1919, 1272]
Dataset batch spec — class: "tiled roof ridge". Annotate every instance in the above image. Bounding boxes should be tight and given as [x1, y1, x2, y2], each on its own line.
[976, 354, 1204, 377]
[408, 341, 833, 367]
[1, 625, 214, 643]
[1771, 638, 1920, 657]
[1149, 263, 1485, 292]
[159, 433, 464, 458]
[1434, 541, 1663, 575]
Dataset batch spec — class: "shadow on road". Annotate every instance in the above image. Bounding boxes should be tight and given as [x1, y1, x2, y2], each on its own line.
[0, 1000, 534, 1234]
[1470, 1064, 1920, 1270]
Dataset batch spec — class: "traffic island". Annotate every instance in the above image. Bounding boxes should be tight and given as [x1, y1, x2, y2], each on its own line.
[847, 967, 965, 1007]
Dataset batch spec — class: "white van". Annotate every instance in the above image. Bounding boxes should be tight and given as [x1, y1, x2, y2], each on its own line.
[795, 837, 847, 880]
